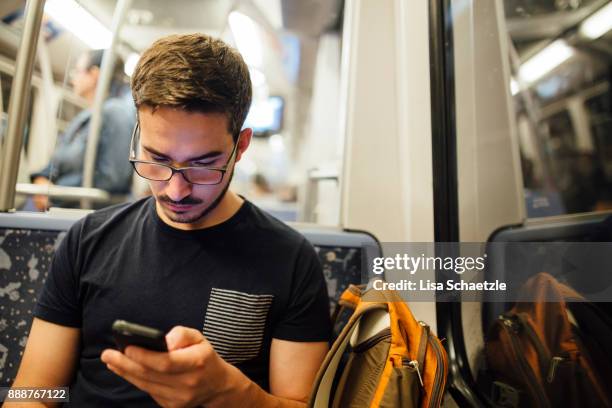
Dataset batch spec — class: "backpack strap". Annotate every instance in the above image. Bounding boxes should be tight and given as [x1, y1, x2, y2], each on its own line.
[416, 322, 430, 374]
[309, 302, 389, 408]
[331, 284, 366, 327]
[340, 284, 365, 308]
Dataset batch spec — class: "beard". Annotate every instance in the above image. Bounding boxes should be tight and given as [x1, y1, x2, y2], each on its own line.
[159, 171, 234, 225]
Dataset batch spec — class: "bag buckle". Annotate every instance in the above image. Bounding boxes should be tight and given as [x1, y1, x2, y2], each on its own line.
[491, 381, 520, 408]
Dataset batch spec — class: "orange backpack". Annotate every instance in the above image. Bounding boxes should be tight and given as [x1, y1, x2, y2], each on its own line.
[309, 284, 448, 408]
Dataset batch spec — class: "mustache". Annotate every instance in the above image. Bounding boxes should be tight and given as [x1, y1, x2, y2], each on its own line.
[158, 195, 203, 205]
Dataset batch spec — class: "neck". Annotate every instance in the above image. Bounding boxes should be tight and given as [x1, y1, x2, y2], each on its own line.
[156, 190, 244, 231]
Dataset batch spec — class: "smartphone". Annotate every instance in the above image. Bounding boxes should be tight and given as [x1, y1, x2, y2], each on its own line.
[112, 320, 168, 352]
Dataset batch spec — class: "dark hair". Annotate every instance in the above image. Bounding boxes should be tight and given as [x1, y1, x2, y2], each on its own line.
[86, 49, 105, 69]
[131, 33, 252, 140]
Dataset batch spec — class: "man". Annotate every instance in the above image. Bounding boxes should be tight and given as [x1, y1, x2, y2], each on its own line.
[30, 49, 135, 210]
[9, 34, 331, 407]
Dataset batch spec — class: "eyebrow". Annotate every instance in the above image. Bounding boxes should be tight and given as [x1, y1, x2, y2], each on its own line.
[141, 145, 224, 162]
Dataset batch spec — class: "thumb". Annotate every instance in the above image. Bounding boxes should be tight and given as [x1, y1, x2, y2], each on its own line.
[165, 326, 206, 351]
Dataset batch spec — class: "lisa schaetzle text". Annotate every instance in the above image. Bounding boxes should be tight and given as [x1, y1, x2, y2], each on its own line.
[372, 278, 506, 292]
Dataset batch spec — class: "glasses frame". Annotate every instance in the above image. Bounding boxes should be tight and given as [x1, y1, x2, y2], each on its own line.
[128, 123, 241, 186]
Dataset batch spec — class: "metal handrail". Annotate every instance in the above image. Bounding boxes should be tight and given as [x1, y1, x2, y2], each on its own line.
[0, 0, 45, 212]
[0, 54, 88, 109]
[16, 183, 110, 202]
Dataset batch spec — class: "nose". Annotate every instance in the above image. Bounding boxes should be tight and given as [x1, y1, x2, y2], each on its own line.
[164, 171, 192, 202]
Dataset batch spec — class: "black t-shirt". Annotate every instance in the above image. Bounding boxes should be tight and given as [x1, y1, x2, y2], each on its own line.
[33, 197, 332, 407]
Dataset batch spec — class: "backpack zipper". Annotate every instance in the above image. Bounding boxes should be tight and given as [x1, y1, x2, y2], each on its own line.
[427, 333, 447, 408]
[546, 357, 563, 384]
[405, 360, 424, 386]
[498, 316, 550, 408]
[514, 314, 569, 385]
[515, 314, 556, 377]
[415, 321, 447, 408]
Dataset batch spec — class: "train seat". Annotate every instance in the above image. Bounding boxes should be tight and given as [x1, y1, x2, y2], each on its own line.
[482, 214, 612, 333]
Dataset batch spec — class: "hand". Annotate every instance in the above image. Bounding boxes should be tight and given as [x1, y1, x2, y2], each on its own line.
[101, 326, 231, 408]
[32, 177, 50, 211]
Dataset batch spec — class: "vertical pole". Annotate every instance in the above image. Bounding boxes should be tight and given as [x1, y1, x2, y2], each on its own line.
[81, 0, 131, 208]
[0, 0, 45, 212]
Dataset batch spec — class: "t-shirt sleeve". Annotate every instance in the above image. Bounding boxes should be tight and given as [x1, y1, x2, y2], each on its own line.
[272, 239, 332, 342]
[33, 223, 82, 327]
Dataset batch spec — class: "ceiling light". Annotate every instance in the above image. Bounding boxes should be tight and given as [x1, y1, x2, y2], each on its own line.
[44, 0, 111, 49]
[228, 11, 263, 67]
[510, 78, 519, 95]
[579, 2, 612, 39]
[518, 40, 573, 84]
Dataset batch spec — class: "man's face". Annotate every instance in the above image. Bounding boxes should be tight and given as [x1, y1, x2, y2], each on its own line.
[71, 54, 98, 98]
[137, 107, 249, 229]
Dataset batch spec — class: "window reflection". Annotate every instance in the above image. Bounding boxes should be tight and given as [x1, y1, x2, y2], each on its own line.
[506, 0, 612, 217]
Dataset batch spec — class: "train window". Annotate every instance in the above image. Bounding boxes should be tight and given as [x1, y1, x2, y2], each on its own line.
[446, 1, 612, 405]
[7, 0, 345, 223]
[505, 0, 612, 217]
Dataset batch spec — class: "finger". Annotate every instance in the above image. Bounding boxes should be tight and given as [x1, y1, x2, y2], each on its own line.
[125, 341, 211, 373]
[101, 348, 169, 385]
[166, 326, 205, 351]
[100, 348, 123, 365]
[106, 363, 178, 403]
[123, 345, 175, 373]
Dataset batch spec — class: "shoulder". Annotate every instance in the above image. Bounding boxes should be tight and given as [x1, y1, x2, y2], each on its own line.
[240, 201, 319, 264]
[68, 198, 150, 242]
[243, 201, 308, 246]
[54, 199, 150, 269]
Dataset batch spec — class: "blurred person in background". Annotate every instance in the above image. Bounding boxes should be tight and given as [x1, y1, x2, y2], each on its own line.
[30, 49, 135, 210]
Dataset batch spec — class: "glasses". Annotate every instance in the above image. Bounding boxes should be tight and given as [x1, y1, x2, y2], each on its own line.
[128, 123, 240, 185]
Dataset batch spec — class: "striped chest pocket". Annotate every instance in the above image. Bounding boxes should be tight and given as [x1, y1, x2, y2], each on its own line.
[203, 288, 274, 364]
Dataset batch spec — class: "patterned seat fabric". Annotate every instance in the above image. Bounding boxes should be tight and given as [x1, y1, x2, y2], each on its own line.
[314, 246, 363, 336]
[0, 228, 65, 386]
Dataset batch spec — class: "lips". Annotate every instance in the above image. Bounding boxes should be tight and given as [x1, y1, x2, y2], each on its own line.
[164, 202, 194, 212]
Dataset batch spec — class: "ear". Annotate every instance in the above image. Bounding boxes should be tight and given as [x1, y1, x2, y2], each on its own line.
[235, 128, 252, 162]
